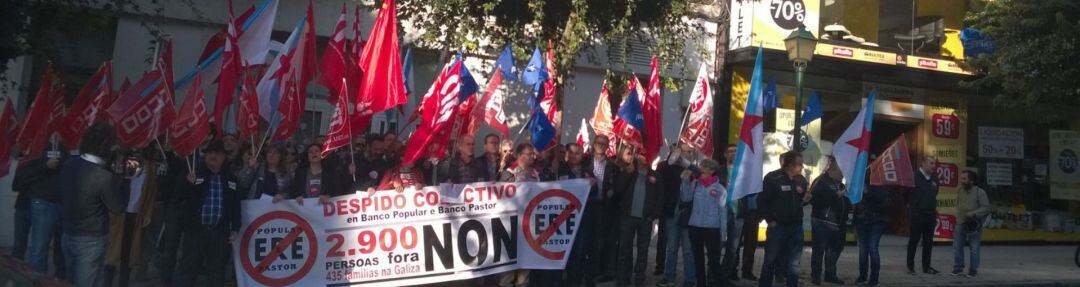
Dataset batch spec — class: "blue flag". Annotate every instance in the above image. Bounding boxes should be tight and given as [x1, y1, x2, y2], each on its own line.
[521, 47, 547, 86]
[457, 53, 479, 101]
[528, 108, 556, 151]
[798, 91, 823, 126]
[616, 86, 645, 131]
[763, 77, 778, 111]
[495, 44, 517, 81]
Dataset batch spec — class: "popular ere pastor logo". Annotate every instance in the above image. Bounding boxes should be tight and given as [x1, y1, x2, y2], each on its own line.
[239, 211, 319, 286]
[522, 189, 582, 260]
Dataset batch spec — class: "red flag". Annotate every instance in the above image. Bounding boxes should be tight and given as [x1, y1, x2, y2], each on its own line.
[322, 78, 352, 157]
[213, 1, 243, 133]
[869, 134, 915, 187]
[456, 93, 478, 138]
[347, 5, 363, 102]
[355, 0, 405, 114]
[477, 69, 509, 137]
[16, 64, 63, 161]
[401, 59, 461, 164]
[541, 42, 558, 125]
[643, 57, 664, 162]
[405, 63, 447, 127]
[318, 3, 349, 105]
[0, 99, 18, 177]
[613, 77, 645, 148]
[112, 71, 171, 148]
[155, 39, 177, 139]
[169, 74, 210, 157]
[236, 71, 260, 139]
[590, 82, 615, 140]
[58, 61, 113, 149]
[679, 64, 714, 157]
[272, 76, 301, 141]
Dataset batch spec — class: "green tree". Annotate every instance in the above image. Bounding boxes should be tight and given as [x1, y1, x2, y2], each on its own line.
[963, 0, 1080, 123]
[397, 0, 714, 98]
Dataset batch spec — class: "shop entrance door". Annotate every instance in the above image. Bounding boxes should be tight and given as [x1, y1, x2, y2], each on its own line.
[868, 119, 921, 235]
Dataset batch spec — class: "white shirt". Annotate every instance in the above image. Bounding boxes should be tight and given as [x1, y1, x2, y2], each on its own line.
[920, 168, 933, 181]
[82, 153, 105, 166]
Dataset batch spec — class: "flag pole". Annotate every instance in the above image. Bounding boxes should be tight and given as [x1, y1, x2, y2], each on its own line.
[343, 78, 357, 183]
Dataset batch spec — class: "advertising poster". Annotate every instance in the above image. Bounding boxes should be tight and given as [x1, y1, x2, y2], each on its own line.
[233, 179, 590, 287]
[1049, 130, 1080, 201]
[921, 94, 967, 239]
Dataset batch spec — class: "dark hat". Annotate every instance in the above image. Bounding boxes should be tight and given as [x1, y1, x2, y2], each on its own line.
[204, 140, 227, 154]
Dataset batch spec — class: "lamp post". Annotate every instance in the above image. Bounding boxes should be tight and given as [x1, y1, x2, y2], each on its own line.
[784, 24, 817, 152]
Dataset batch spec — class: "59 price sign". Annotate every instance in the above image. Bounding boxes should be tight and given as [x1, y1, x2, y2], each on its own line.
[932, 114, 960, 139]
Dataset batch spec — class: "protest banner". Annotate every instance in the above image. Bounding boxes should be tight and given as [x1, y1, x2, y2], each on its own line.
[233, 179, 590, 287]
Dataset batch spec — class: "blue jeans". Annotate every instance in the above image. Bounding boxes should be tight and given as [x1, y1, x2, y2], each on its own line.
[13, 207, 31, 260]
[952, 225, 982, 274]
[809, 221, 844, 281]
[661, 217, 696, 285]
[63, 234, 107, 287]
[721, 211, 744, 280]
[759, 223, 802, 287]
[26, 199, 60, 273]
[856, 222, 886, 284]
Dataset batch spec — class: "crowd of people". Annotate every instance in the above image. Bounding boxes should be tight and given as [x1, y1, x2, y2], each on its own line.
[8, 122, 993, 287]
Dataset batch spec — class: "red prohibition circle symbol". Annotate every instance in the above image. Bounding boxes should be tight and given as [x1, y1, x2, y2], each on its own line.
[239, 211, 319, 286]
[522, 189, 582, 260]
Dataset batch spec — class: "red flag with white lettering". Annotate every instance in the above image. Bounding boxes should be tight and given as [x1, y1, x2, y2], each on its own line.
[869, 134, 915, 187]
[236, 70, 260, 139]
[322, 79, 352, 157]
[401, 59, 461, 164]
[318, 4, 349, 105]
[16, 64, 63, 161]
[0, 99, 17, 177]
[272, 76, 301, 141]
[59, 61, 113, 149]
[679, 64, 713, 157]
[214, 1, 243, 133]
[643, 57, 664, 163]
[169, 74, 210, 157]
[112, 71, 170, 148]
[478, 69, 509, 137]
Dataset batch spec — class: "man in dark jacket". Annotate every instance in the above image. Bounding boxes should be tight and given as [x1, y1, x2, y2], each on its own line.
[15, 148, 68, 276]
[437, 136, 484, 184]
[612, 152, 663, 285]
[808, 157, 851, 285]
[474, 133, 503, 182]
[757, 151, 809, 287]
[60, 124, 128, 287]
[907, 156, 940, 275]
[581, 135, 621, 283]
[558, 143, 599, 286]
[174, 140, 241, 287]
[656, 144, 698, 287]
[355, 134, 393, 192]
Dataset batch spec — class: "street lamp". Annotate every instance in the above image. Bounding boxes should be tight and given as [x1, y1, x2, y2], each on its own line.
[784, 24, 817, 152]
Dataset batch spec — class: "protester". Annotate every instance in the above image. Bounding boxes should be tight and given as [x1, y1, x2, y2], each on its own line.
[757, 151, 809, 287]
[476, 133, 503, 181]
[908, 156, 940, 275]
[155, 150, 188, 285]
[953, 170, 991, 278]
[581, 136, 620, 284]
[680, 158, 727, 287]
[498, 143, 542, 287]
[14, 146, 67, 276]
[656, 144, 697, 287]
[356, 134, 393, 191]
[289, 144, 346, 205]
[239, 144, 293, 201]
[808, 156, 850, 285]
[559, 143, 600, 287]
[855, 175, 891, 287]
[105, 149, 163, 287]
[376, 161, 426, 193]
[437, 136, 483, 183]
[59, 123, 128, 287]
[222, 133, 240, 164]
[612, 148, 662, 286]
[11, 170, 32, 263]
[720, 144, 743, 286]
[173, 140, 241, 287]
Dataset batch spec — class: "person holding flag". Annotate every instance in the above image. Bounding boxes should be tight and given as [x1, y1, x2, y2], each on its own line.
[808, 156, 851, 285]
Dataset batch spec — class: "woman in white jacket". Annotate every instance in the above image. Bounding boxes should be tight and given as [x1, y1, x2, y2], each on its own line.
[680, 158, 727, 287]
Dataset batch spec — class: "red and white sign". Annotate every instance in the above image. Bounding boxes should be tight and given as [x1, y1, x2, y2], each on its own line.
[931, 114, 959, 139]
[934, 213, 956, 239]
[936, 162, 959, 188]
[832, 47, 854, 57]
[235, 179, 590, 287]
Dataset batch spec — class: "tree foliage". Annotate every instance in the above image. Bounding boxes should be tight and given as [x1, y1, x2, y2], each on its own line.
[963, 0, 1080, 123]
[397, 0, 711, 95]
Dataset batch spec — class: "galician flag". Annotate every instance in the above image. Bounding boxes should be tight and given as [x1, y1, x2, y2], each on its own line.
[834, 90, 876, 204]
[728, 47, 767, 203]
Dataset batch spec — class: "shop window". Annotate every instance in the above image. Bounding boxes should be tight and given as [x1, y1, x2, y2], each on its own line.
[817, 0, 966, 59]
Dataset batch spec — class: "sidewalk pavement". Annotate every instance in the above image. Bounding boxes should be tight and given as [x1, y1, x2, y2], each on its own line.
[596, 235, 1080, 287]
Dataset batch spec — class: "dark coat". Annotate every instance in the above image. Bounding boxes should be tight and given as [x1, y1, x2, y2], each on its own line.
[14, 152, 68, 202]
[580, 155, 620, 202]
[611, 168, 664, 219]
[177, 166, 242, 232]
[60, 156, 128, 236]
[757, 170, 809, 225]
[909, 168, 939, 217]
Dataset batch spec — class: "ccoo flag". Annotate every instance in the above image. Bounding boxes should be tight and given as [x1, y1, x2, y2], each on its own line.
[834, 90, 876, 204]
[679, 63, 713, 157]
[728, 47, 767, 203]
